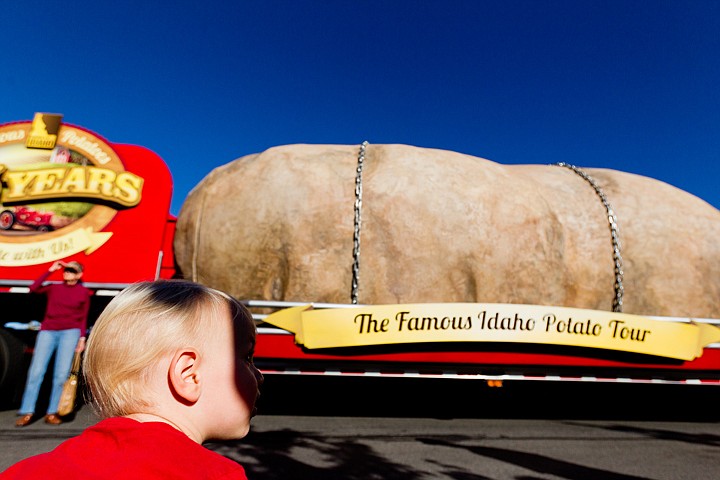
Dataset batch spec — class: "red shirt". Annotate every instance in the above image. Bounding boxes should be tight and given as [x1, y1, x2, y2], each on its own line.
[1, 417, 248, 479]
[30, 271, 91, 334]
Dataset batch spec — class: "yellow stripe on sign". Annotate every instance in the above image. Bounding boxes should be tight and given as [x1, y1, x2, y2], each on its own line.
[0, 227, 112, 266]
[262, 303, 720, 361]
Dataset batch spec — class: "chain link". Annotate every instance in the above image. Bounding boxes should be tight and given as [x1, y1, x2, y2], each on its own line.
[351, 141, 368, 304]
[555, 162, 624, 312]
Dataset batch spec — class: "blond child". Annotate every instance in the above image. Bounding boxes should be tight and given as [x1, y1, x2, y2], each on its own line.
[2, 280, 263, 479]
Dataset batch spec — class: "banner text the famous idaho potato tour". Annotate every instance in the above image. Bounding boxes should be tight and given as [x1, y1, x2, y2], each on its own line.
[262, 303, 720, 360]
[355, 309, 649, 342]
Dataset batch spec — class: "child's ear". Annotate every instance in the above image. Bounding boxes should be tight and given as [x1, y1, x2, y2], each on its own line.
[168, 349, 201, 404]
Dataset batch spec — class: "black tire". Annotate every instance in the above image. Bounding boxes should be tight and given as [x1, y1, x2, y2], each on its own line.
[0, 329, 26, 408]
[0, 210, 15, 230]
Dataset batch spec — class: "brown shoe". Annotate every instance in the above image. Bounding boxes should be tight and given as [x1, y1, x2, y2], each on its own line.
[15, 414, 33, 427]
[44, 414, 62, 425]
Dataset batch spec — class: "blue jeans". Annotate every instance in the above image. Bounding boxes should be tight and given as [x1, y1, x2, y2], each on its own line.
[18, 329, 80, 415]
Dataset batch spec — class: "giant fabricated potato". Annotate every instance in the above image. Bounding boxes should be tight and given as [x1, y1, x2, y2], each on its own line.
[174, 144, 720, 318]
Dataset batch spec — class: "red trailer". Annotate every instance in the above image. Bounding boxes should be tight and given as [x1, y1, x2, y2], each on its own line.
[1, 114, 718, 408]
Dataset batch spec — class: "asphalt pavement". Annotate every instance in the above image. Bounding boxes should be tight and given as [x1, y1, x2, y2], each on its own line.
[2, 377, 720, 479]
[0, 405, 98, 471]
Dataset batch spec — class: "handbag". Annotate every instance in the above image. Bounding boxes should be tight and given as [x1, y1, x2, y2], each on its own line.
[57, 350, 82, 416]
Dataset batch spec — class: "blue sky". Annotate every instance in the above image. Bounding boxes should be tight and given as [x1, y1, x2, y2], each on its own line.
[1, 1, 718, 215]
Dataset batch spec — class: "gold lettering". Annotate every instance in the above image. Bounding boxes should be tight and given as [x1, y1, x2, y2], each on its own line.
[2, 171, 36, 201]
[28, 168, 66, 196]
[59, 167, 91, 194]
[114, 172, 143, 206]
[87, 168, 117, 197]
[26, 136, 57, 149]
[0, 166, 143, 207]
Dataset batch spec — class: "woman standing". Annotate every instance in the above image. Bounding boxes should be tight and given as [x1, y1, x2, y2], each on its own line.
[15, 260, 91, 427]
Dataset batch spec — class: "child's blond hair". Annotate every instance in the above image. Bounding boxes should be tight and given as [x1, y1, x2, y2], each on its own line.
[83, 280, 252, 419]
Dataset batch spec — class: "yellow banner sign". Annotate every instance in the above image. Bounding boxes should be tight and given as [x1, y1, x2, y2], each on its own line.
[0, 227, 112, 266]
[262, 303, 720, 361]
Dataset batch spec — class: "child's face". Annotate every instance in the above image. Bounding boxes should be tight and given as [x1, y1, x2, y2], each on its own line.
[202, 305, 263, 440]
